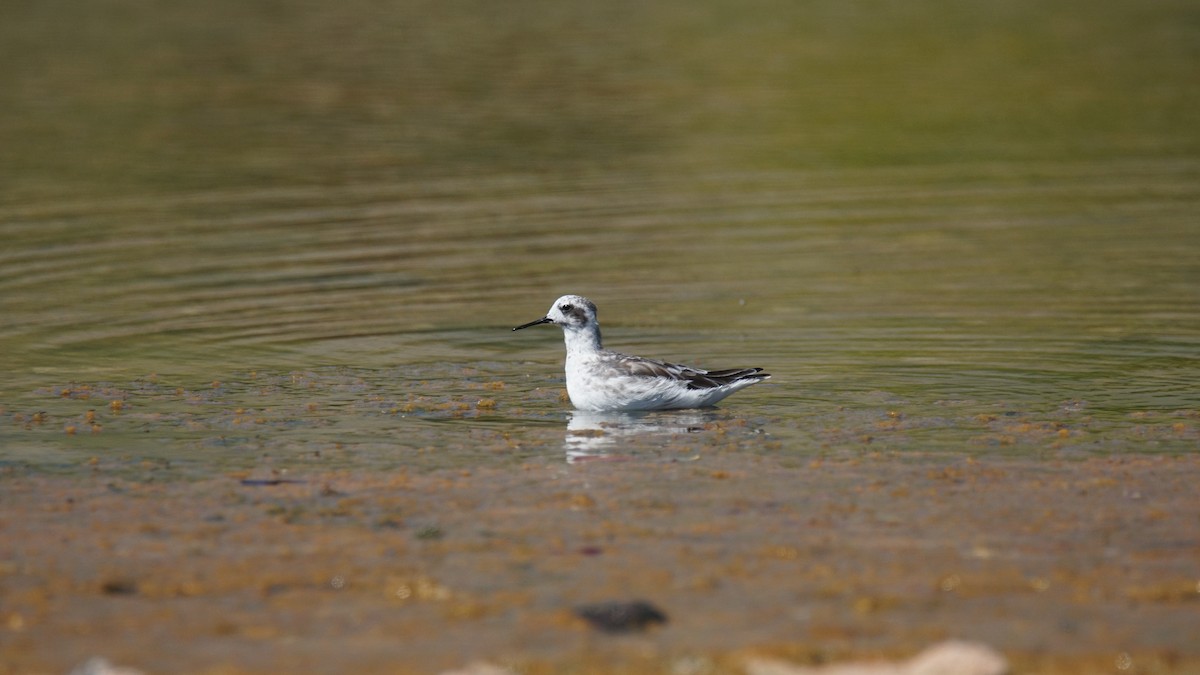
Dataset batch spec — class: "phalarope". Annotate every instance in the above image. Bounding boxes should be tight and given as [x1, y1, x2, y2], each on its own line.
[513, 294, 770, 411]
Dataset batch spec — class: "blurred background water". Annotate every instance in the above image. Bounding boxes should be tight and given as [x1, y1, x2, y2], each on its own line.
[2, 0, 1197, 472]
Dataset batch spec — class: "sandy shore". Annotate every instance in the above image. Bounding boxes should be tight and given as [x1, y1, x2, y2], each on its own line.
[2, 453, 1198, 674]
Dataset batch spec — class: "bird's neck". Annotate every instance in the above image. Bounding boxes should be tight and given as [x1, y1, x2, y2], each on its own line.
[563, 325, 602, 355]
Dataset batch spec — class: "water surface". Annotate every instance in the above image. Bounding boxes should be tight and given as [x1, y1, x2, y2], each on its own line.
[2, 160, 1196, 477]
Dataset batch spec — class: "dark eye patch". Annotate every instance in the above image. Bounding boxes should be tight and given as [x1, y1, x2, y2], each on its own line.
[559, 303, 575, 313]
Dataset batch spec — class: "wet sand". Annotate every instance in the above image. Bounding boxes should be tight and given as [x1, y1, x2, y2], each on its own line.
[3, 453, 1198, 674]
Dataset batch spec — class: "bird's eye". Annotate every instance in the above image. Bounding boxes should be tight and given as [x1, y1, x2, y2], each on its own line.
[559, 303, 574, 313]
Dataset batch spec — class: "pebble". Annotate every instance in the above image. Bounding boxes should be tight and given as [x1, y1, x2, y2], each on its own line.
[743, 640, 1008, 675]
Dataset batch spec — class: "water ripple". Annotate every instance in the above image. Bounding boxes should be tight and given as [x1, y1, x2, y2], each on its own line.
[1, 161, 1197, 425]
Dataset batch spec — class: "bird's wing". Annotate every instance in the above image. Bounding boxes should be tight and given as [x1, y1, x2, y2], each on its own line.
[609, 353, 767, 390]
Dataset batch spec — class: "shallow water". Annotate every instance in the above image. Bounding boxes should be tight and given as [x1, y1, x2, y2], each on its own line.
[2, 162, 1197, 475]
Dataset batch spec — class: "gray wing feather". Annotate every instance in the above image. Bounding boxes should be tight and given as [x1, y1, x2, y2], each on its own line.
[609, 353, 768, 390]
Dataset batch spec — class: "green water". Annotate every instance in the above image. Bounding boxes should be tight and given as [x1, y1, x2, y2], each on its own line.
[2, 0, 1198, 473]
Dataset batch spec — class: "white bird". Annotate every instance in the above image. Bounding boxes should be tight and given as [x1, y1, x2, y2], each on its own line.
[513, 294, 770, 411]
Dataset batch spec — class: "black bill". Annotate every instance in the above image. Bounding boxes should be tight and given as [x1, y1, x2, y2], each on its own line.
[512, 317, 554, 331]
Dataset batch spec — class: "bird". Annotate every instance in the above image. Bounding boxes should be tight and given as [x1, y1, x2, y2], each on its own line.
[513, 294, 769, 411]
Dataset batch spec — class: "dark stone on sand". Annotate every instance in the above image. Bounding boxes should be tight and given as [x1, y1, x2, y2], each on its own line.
[574, 600, 667, 633]
[100, 579, 138, 595]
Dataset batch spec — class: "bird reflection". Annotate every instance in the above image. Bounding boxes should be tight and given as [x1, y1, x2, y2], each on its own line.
[564, 409, 716, 463]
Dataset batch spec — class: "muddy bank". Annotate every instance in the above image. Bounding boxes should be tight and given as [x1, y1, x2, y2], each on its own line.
[2, 453, 1197, 674]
